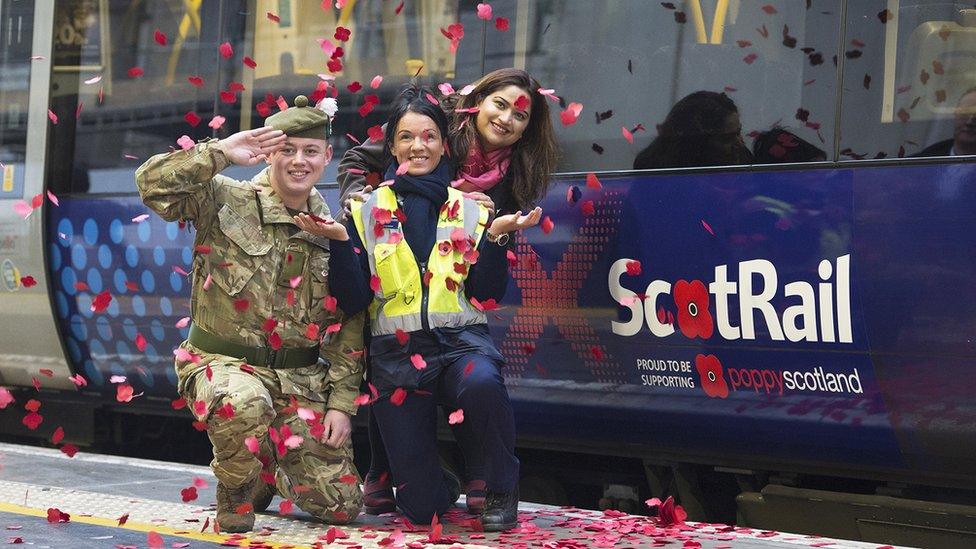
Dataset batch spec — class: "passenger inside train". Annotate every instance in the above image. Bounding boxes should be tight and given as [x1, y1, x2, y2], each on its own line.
[913, 87, 976, 157]
[632, 91, 754, 170]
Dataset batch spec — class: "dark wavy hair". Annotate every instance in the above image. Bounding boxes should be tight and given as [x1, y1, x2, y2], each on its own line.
[633, 91, 753, 169]
[446, 68, 558, 210]
[384, 85, 451, 162]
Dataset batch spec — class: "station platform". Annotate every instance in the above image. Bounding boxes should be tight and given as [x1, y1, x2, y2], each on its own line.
[0, 442, 906, 549]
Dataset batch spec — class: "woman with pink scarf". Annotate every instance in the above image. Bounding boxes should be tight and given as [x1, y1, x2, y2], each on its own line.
[337, 68, 558, 516]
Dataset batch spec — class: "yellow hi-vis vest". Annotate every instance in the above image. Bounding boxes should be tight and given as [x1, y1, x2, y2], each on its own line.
[351, 186, 490, 336]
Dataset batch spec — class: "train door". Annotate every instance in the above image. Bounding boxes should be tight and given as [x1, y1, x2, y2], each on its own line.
[0, 0, 74, 389]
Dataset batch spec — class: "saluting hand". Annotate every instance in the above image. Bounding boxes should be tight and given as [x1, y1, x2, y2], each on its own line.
[488, 206, 543, 236]
[294, 213, 349, 241]
[215, 126, 287, 166]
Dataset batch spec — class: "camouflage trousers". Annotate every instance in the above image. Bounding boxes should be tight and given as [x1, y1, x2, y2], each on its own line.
[179, 357, 362, 524]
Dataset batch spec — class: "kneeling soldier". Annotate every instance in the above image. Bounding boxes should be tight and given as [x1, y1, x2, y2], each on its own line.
[136, 96, 364, 532]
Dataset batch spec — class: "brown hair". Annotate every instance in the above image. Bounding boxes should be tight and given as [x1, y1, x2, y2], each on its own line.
[446, 68, 558, 210]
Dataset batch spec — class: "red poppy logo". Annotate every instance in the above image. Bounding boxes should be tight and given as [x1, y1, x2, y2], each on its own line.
[673, 280, 713, 339]
[696, 354, 728, 398]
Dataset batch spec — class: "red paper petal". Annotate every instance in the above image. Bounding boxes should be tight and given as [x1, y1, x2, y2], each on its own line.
[540, 216, 554, 235]
[390, 387, 407, 406]
[367, 125, 384, 142]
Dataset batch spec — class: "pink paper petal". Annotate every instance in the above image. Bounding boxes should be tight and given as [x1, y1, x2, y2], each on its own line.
[13, 201, 32, 220]
[208, 115, 226, 129]
[244, 436, 260, 453]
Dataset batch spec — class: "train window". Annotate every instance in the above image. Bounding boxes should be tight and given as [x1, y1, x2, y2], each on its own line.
[839, 1, 976, 160]
[48, 0, 488, 191]
[243, 0, 484, 183]
[485, 0, 841, 171]
[0, 0, 33, 200]
[47, 0, 236, 194]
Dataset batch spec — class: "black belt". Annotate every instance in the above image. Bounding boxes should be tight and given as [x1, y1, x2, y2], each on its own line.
[187, 324, 318, 369]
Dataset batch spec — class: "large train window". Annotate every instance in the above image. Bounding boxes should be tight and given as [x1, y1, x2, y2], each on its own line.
[485, 0, 841, 171]
[47, 0, 486, 192]
[47, 0, 239, 194]
[0, 0, 33, 200]
[839, 1, 976, 160]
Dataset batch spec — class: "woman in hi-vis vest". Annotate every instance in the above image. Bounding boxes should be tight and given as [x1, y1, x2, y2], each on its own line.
[295, 86, 543, 531]
[335, 68, 558, 520]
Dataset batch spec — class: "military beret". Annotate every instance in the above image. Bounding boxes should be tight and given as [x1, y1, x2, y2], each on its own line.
[265, 95, 331, 140]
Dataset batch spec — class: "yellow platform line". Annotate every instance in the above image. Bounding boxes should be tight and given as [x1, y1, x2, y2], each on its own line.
[0, 501, 312, 549]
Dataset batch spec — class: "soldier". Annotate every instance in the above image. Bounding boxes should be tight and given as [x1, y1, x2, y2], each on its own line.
[135, 96, 364, 533]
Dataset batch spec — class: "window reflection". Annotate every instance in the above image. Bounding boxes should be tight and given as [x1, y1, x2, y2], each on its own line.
[50, 0, 476, 194]
[841, 2, 976, 160]
[489, 0, 840, 171]
[0, 0, 33, 200]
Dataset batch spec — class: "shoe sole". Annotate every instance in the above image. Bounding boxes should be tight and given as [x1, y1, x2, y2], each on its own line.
[363, 503, 396, 515]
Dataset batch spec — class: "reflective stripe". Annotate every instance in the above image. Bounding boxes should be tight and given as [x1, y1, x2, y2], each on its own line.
[354, 186, 488, 336]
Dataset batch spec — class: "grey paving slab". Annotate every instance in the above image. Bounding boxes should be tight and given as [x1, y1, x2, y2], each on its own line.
[0, 442, 910, 549]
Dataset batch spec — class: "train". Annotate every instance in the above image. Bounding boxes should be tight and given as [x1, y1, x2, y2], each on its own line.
[3, 1, 976, 546]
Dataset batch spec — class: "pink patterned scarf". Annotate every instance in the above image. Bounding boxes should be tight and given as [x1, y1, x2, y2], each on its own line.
[452, 142, 511, 193]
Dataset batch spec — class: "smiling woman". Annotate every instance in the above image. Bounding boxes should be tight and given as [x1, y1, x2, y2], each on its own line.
[390, 113, 445, 175]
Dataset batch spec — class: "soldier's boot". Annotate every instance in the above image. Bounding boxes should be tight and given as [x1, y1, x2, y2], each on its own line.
[216, 479, 257, 533]
[363, 471, 396, 515]
[251, 477, 277, 513]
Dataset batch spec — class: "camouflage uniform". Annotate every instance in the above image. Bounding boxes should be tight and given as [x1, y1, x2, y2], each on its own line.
[135, 141, 363, 523]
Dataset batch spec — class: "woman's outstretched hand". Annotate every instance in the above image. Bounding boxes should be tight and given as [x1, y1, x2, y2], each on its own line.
[294, 213, 349, 241]
[487, 206, 543, 236]
[342, 185, 374, 216]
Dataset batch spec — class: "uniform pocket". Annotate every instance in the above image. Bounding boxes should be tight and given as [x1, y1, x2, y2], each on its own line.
[308, 253, 329, 300]
[373, 243, 413, 300]
[217, 204, 272, 255]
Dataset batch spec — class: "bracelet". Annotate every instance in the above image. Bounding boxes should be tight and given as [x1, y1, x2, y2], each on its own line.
[486, 231, 510, 246]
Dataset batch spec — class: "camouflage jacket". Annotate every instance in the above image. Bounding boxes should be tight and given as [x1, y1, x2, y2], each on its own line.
[135, 141, 364, 414]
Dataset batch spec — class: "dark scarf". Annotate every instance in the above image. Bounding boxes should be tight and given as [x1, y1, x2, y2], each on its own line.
[385, 160, 451, 261]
